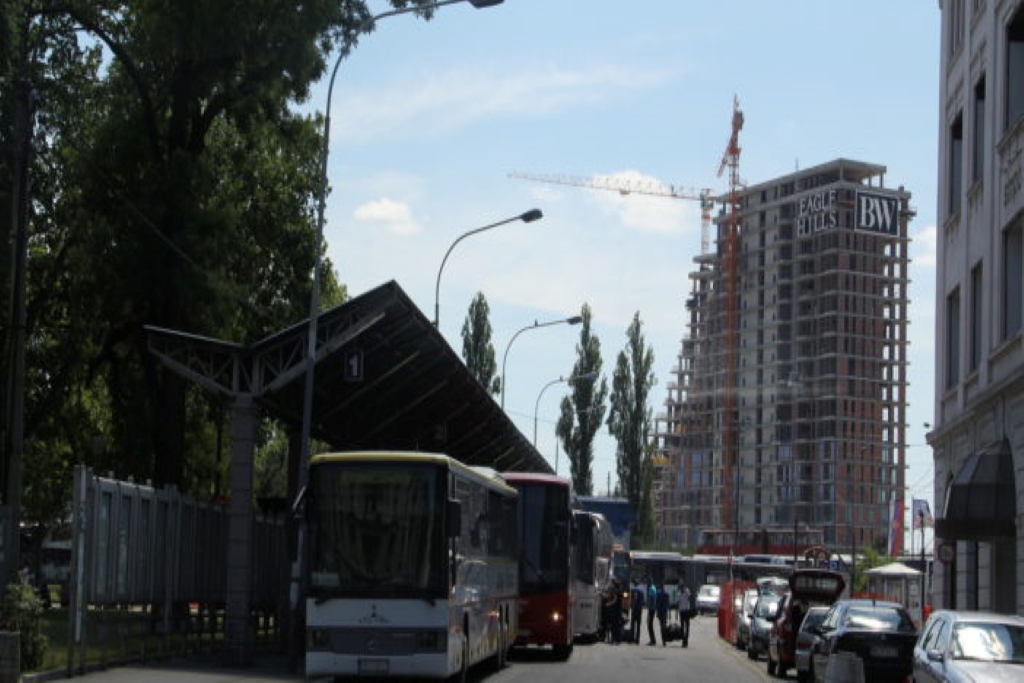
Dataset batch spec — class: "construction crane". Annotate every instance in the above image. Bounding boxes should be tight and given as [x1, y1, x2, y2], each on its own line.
[508, 170, 716, 255]
[718, 95, 743, 541]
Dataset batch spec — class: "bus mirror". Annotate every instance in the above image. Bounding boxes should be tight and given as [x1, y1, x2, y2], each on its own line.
[447, 499, 462, 538]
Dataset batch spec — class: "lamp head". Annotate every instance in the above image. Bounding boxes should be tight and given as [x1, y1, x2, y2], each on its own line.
[468, 0, 504, 6]
[566, 315, 583, 325]
[520, 208, 543, 223]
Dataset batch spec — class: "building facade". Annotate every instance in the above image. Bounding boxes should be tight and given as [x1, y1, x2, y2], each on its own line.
[655, 159, 912, 559]
[930, 0, 1024, 614]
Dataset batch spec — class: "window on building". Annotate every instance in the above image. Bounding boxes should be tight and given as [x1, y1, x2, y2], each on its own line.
[970, 262, 983, 371]
[1005, 220, 1023, 338]
[950, 113, 964, 215]
[1009, 8, 1024, 127]
[950, 0, 966, 56]
[946, 286, 960, 389]
[973, 76, 986, 182]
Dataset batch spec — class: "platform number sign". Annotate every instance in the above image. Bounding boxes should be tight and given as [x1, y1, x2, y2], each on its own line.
[344, 349, 363, 382]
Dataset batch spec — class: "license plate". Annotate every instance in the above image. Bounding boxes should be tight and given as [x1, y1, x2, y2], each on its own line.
[358, 659, 389, 674]
[870, 645, 897, 658]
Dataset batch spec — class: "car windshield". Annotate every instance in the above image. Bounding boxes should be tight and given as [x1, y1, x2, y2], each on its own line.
[844, 606, 916, 633]
[755, 597, 781, 618]
[952, 622, 1024, 663]
[700, 586, 719, 597]
[801, 609, 827, 632]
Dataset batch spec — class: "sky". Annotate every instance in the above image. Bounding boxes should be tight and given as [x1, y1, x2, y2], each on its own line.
[314, 0, 940, 553]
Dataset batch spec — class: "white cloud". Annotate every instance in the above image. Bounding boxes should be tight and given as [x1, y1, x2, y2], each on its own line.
[588, 170, 703, 236]
[912, 224, 937, 268]
[353, 198, 421, 236]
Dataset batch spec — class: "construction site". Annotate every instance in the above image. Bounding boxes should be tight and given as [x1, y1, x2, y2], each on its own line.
[516, 99, 914, 559]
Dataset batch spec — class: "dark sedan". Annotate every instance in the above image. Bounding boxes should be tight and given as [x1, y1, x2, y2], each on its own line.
[809, 599, 918, 683]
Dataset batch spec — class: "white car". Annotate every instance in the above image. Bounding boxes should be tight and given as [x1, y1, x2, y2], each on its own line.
[913, 610, 1024, 683]
[695, 584, 721, 615]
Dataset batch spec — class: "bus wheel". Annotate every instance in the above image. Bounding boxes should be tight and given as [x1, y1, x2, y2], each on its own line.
[496, 620, 507, 670]
[552, 643, 572, 661]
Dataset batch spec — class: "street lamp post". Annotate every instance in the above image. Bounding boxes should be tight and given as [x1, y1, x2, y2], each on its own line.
[500, 315, 584, 409]
[293, 0, 504, 665]
[533, 371, 598, 446]
[433, 208, 543, 327]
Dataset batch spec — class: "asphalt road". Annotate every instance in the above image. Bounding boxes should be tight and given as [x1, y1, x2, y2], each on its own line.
[45, 612, 777, 682]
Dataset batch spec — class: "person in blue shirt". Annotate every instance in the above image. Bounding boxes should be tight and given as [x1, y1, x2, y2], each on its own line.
[646, 581, 659, 645]
[629, 580, 644, 644]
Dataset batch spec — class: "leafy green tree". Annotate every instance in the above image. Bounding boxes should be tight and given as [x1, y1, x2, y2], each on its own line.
[460, 292, 500, 395]
[556, 304, 607, 495]
[607, 312, 656, 527]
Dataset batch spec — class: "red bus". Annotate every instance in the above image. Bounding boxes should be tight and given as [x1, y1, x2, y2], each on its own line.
[501, 472, 574, 659]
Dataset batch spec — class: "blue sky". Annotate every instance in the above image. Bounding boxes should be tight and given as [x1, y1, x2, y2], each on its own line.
[316, 0, 940, 552]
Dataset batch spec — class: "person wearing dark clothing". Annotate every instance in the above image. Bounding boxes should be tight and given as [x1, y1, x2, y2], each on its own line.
[609, 580, 624, 643]
[655, 584, 670, 646]
[629, 581, 645, 644]
[646, 582, 658, 645]
[677, 583, 692, 647]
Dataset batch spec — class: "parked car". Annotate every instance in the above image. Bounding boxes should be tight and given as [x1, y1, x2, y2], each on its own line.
[695, 584, 720, 615]
[793, 605, 829, 683]
[735, 588, 759, 650]
[809, 599, 918, 683]
[767, 569, 845, 678]
[913, 609, 1024, 683]
[748, 593, 784, 661]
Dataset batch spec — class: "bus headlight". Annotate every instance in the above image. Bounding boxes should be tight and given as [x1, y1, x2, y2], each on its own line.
[550, 610, 563, 623]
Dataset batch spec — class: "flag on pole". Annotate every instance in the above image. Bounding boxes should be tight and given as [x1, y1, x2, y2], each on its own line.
[888, 498, 904, 557]
[912, 498, 933, 529]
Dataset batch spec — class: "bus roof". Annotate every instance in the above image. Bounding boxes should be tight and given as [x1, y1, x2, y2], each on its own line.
[311, 451, 517, 496]
[500, 471, 571, 487]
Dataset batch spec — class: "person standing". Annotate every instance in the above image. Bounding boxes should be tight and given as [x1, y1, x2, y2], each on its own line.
[655, 583, 670, 646]
[629, 580, 644, 644]
[646, 581, 658, 645]
[677, 583, 692, 647]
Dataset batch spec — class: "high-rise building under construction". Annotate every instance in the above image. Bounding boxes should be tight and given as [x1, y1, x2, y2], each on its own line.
[654, 158, 913, 558]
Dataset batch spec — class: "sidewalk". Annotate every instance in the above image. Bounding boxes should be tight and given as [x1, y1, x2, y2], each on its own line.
[23, 652, 304, 683]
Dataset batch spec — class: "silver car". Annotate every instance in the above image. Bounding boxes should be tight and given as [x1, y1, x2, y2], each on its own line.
[913, 610, 1024, 682]
[747, 594, 783, 661]
[735, 588, 759, 650]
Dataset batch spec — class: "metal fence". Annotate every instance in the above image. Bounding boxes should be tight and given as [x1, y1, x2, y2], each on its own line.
[66, 466, 288, 673]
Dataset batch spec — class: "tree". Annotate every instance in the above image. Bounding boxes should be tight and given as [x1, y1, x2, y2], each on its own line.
[555, 304, 607, 495]
[607, 312, 656, 536]
[2, 0, 448, 503]
[460, 292, 499, 395]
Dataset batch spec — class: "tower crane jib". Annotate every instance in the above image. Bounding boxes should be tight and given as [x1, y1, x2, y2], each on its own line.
[508, 170, 714, 255]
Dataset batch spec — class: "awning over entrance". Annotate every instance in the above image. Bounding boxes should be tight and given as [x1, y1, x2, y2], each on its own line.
[937, 438, 1016, 540]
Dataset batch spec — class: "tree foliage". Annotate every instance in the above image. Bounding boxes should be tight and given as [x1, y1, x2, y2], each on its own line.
[1, 0, 443, 538]
[555, 304, 606, 496]
[460, 292, 499, 395]
[607, 312, 656, 538]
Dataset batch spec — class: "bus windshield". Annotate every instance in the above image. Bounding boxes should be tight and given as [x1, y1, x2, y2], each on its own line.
[308, 462, 444, 598]
[517, 483, 570, 590]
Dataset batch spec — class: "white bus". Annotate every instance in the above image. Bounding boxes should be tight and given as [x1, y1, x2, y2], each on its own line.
[304, 451, 519, 680]
[572, 510, 614, 641]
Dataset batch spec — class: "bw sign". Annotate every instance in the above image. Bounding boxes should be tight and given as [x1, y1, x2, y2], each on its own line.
[855, 191, 899, 235]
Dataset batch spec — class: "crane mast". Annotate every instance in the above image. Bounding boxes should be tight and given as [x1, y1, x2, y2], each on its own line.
[718, 96, 744, 543]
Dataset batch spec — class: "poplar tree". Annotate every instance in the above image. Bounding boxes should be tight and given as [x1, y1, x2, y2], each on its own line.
[556, 304, 607, 495]
[607, 312, 656, 518]
[460, 292, 500, 395]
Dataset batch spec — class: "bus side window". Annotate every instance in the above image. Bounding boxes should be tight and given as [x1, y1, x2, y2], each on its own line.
[447, 499, 462, 538]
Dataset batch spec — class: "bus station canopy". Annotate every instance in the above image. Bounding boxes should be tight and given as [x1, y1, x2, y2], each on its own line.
[146, 280, 553, 474]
